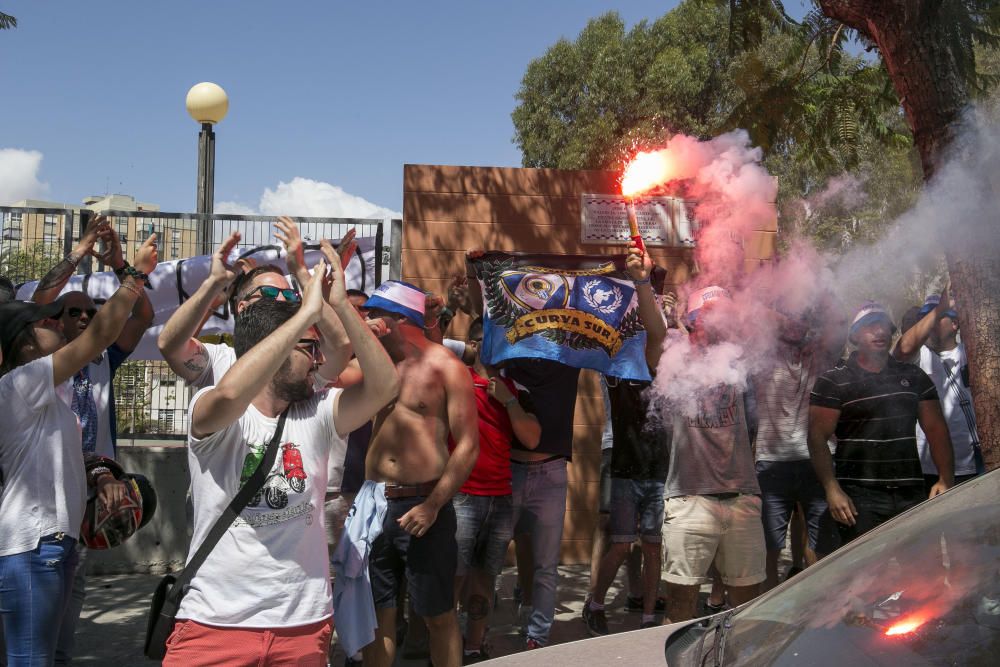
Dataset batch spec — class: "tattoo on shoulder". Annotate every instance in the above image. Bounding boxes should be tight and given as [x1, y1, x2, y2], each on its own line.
[183, 346, 209, 374]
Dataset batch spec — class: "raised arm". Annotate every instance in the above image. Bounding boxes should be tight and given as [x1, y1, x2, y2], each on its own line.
[625, 240, 668, 369]
[316, 241, 399, 435]
[190, 261, 329, 439]
[52, 235, 158, 385]
[275, 217, 353, 383]
[32, 215, 109, 304]
[93, 227, 154, 354]
[807, 405, 856, 526]
[894, 283, 949, 360]
[157, 231, 241, 382]
[918, 399, 955, 497]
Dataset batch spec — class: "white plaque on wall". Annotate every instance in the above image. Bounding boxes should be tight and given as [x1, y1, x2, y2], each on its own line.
[580, 194, 697, 247]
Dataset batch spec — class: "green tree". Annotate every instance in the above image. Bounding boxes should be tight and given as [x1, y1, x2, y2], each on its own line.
[0, 241, 64, 285]
[512, 2, 737, 171]
[0, 12, 15, 30]
[728, 0, 1000, 469]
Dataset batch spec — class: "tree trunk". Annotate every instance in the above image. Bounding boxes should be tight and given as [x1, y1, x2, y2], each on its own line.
[819, 0, 1000, 471]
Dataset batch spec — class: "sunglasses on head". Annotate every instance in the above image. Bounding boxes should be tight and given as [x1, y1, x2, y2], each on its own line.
[294, 339, 322, 359]
[66, 307, 98, 319]
[244, 285, 301, 303]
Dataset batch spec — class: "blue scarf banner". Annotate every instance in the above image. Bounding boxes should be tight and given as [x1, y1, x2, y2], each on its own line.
[470, 252, 666, 381]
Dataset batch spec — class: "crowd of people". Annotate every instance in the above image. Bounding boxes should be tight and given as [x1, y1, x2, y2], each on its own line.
[0, 216, 982, 667]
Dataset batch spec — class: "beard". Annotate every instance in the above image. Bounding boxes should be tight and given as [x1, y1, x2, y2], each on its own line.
[271, 359, 315, 403]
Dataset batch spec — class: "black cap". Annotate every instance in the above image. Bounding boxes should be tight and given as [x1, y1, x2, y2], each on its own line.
[0, 300, 64, 360]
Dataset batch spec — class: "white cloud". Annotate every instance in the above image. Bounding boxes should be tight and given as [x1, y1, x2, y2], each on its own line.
[214, 200, 257, 215]
[0, 148, 51, 204]
[217, 177, 401, 220]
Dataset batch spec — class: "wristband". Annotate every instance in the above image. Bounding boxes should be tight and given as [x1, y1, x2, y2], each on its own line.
[121, 264, 153, 289]
[113, 260, 130, 276]
[65, 251, 84, 267]
[633, 277, 651, 285]
[89, 466, 112, 481]
[504, 396, 518, 409]
[424, 317, 441, 330]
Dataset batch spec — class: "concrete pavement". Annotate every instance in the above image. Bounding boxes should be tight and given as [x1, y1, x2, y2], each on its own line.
[69, 563, 725, 665]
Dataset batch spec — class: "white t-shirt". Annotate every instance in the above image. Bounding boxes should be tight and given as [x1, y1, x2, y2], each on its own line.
[188, 341, 349, 491]
[190, 342, 238, 391]
[917, 344, 979, 476]
[0, 356, 87, 557]
[178, 386, 344, 627]
[753, 350, 831, 461]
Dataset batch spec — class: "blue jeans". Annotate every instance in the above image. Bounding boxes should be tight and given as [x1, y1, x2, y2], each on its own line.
[512, 459, 567, 646]
[454, 493, 513, 577]
[0, 534, 79, 667]
[607, 478, 665, 544]
[756, 460, 828, 551]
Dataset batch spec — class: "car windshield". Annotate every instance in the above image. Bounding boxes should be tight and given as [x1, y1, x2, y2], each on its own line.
[720, 472, 1000, 666]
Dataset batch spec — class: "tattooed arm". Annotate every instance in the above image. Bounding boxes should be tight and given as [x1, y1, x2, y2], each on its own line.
[157, 232, 241, 383]
[32, 215, 110, 304]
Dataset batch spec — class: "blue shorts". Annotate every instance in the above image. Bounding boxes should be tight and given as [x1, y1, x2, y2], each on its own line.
[756, 459, 828, 551]
[453, 492, 513, 577]
[607, 477, 665, 544]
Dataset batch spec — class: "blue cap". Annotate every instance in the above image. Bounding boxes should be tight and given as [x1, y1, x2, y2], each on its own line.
[363, 280, 426, 328]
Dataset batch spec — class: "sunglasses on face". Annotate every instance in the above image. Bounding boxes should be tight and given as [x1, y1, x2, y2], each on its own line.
[294, 339, 322, 359]
[244, 285, 301, 303]
[66, 307, 98, 319]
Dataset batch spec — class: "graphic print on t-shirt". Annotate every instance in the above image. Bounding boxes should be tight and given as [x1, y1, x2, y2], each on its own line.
[237, 441, 312, 525]
[686, 385, 739, 429]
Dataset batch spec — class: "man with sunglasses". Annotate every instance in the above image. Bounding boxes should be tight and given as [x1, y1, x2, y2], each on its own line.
[164, 248, 399, 666]
[29, 219, 154, 665]
[158, 219, 353, 392]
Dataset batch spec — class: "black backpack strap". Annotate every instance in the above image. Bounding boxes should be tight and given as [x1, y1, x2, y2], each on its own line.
[167, 408, 290, 600]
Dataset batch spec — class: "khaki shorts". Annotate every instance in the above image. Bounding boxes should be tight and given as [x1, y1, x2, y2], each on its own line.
[662, 494, 766, 587]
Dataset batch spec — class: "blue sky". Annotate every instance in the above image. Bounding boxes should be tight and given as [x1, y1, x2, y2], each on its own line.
[2, 0, 691, 216]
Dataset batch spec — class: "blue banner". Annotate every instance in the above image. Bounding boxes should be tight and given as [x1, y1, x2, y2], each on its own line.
[471, 252, 666, 381]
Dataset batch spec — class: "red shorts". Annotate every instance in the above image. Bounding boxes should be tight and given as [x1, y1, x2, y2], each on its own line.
[163, 617, 332, 666]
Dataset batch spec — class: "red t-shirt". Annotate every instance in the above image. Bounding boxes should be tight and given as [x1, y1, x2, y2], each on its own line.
[450, 367, 519, 496]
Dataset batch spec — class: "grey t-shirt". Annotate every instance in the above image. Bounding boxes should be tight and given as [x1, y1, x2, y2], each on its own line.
[665, 384, 760, 498]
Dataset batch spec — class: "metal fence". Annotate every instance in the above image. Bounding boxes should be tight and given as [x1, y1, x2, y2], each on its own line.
[1, 206, 397, 438]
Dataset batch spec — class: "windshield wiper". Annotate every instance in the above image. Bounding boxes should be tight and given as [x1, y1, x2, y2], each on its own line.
[709, 611, 735, 667]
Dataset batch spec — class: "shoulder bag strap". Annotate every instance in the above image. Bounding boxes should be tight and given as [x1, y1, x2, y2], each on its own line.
[167, 407, 290, 599]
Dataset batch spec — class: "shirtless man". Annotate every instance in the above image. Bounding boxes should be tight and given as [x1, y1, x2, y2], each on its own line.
[361, 280, 479, 667]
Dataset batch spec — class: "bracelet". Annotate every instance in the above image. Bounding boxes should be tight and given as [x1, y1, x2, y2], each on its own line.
[504, 396, 518, 409]
[121, 264, 153, 289]
[119, 281, 142, 297]
[113, 260, 130, 276]
[65, 251, 84, 267]
[633, 277, 651, 285]
[89, 466, 112, 480]
[423, 318, 441, 330]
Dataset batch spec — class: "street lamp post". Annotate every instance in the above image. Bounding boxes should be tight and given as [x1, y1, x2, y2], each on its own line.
[185, 82, 229, 253]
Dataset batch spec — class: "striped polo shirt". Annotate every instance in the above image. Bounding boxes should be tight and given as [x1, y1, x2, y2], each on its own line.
[810, 353, 938, 486]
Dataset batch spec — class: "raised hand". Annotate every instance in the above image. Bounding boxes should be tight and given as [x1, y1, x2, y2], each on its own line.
[336, 228, 357, 271]
[275, 217, 306, 281]
[211, 231, 242, 286]
[301, 260, 331, 323]
[133, 234, 159, 278]
[625, 239, 652, 282]
[92, 226, 125, 270]
[80, 215, 111, 252]
[318, 239, 348, 308]
[447, 274, 469, 312]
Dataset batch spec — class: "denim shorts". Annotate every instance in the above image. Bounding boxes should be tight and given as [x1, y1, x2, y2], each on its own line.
[607, 477, 665, 544]
[453, 492, 514, 577]
[756, 459, 828, 551]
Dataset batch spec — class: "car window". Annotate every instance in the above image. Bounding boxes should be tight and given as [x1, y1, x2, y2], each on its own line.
[719, 473, 1000, 666]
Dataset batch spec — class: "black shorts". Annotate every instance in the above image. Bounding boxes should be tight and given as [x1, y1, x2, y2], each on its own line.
[369, 496, 457, 618]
